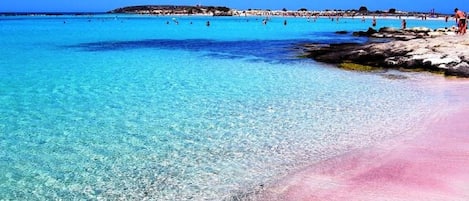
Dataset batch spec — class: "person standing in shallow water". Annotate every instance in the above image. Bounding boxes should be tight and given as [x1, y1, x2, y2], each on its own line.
[455, 8, 466, 35]
[401, 19, 407, 30]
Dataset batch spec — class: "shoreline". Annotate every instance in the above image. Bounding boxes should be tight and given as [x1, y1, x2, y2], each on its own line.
[259, 78, 469, 200]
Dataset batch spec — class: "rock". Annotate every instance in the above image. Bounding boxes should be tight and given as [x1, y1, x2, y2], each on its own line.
[410, 27, 433, 33]
[424, 56, 459, 67]
[301, 30, 469, 78]
[385, 57, 407, 66]
[354, 26, 453, 41]
[367, 27, 378, 34]
[446, 62, 469, 77]
[351, 26, 460, 41]
[385, 58, 399, 66]
[371, 33, 385, 38]
[407, 48, 431, 56]
[335, 31, 348, 34]
[353, 27, 378, 37]
[446, 32, 457, 36]
[438, 64, 448, 69]
[435, 28, 447, 32]
[353, 31, 368, 37]
[428, 32, 445, 37]
[394, 35, 417, 41]
[416, 32, 428, 37]
[379, 27, 402, 34]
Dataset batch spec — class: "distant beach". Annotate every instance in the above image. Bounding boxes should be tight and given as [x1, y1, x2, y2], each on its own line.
[105, 5, 453, 19]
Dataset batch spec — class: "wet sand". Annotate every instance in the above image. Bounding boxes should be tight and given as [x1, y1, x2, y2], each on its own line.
[261, 79, 469, 201]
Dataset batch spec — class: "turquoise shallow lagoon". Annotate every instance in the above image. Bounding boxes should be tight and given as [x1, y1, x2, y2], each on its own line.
[0, 15, 454, 200]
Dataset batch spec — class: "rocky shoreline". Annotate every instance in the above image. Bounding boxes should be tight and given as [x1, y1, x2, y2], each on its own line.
[302, 27, 469, 78]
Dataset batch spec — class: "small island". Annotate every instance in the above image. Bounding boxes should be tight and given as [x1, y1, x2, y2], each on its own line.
[107, 5, 233, 16]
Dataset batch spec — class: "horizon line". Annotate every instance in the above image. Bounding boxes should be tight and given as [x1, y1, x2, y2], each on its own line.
[0, 4, 453, 15]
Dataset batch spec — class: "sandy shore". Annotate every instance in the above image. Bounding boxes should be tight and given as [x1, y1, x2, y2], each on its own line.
[260, 78, 469, 201]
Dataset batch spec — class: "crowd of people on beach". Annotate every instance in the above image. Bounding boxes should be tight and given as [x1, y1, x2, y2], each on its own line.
[157, 8, 469, 36]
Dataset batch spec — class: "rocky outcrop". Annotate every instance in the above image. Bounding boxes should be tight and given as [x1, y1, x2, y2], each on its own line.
[353, 26, 458, 40]
[303, 27, 469, 78]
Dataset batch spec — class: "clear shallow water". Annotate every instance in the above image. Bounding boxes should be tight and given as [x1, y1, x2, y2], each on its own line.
[0, 15, 452, 200]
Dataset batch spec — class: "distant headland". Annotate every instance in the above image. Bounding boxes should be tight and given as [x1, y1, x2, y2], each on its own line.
[107, 5, 450, 17]
[108, 5, 233, 16]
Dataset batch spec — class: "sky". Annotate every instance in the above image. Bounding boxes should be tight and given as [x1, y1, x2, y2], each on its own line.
[0, 0, 461, 14]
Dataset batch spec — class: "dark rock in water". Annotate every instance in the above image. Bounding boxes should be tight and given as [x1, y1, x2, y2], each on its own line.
[446, 62, 469, 77]
[353, 27, 378, 37]
[335, 30, 348, 34]
[303, 42, 409, 67]
[303, 43, 362, 63]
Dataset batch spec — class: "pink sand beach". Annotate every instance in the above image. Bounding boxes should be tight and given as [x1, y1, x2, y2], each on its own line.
[261, 77, 469, 201]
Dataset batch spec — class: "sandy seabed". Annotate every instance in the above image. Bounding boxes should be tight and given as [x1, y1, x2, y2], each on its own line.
[260, 77, 469, 201]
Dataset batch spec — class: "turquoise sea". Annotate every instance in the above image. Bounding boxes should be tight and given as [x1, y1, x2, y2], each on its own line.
[0, 15, 455, 200]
